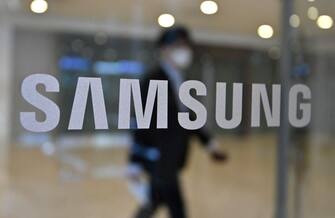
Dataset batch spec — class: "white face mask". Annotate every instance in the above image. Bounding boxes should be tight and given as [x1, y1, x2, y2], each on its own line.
[169, 47, 193, 70]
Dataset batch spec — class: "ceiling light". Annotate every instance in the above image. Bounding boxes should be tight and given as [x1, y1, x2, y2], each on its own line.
[307, 7, 318, 20]
[158, 14, 175, 28]
[317, 15, 333, 29]
[200, 1, 218, 15]
[257, 25, 274, 39]
[290, 14, 300, 28]
[30, 0, 48, 14]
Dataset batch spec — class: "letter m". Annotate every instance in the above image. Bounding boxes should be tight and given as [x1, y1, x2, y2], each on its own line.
[118, 79, 168, 129]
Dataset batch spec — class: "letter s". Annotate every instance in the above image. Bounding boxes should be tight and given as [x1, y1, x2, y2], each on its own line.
[20, 74, 60, 132]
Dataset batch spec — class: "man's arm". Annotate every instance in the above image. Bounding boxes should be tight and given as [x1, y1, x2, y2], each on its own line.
[193, 127, 228, 162]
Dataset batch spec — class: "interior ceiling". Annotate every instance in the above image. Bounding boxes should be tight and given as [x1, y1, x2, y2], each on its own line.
[18, 0, 335, 38]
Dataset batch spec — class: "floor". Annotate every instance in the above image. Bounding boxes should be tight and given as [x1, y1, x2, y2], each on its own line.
[0, 134, 334, 218]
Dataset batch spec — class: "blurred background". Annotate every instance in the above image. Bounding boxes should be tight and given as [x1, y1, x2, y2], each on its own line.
[0, 0, 334, 218]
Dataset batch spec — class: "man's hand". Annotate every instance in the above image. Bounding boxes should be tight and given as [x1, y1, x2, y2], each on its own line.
[207, 140, 229, 163]
[210, 149, 228, 162]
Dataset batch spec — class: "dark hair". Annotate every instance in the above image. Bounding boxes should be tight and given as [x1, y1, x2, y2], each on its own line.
[156, 26, 192, 48]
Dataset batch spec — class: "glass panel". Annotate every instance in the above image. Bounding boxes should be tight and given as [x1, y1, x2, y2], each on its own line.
[288, 1, 335, 218]
[0, 0, 333, 218]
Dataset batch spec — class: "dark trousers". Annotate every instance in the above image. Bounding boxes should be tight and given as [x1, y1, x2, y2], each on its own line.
[134, 175, 186, 218]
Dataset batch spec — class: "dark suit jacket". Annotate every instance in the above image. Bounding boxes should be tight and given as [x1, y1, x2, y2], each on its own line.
[130, 66, 211, 178]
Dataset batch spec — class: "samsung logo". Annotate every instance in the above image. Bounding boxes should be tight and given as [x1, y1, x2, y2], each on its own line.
[20, 74, 311, 132]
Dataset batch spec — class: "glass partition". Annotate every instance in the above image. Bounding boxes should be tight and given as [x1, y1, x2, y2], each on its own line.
[0, 0, 333, 218]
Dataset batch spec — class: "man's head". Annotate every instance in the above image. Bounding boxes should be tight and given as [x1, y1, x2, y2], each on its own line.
[156, 26, 193, 70]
